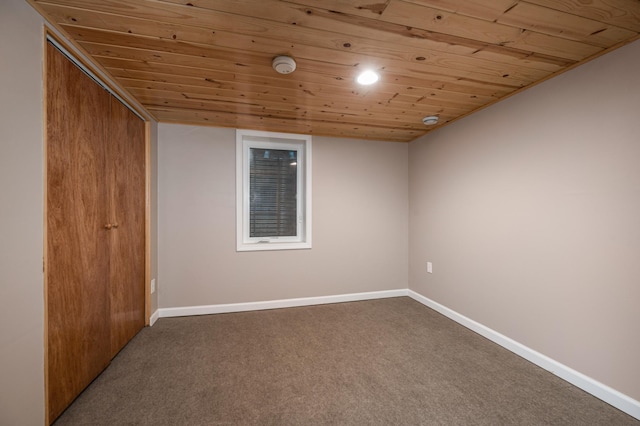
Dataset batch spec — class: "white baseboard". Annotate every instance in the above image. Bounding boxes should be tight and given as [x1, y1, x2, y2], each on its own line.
[158, 289, 409, 319]
[408, 289, 640, 420]
[149, 309, 160, 326]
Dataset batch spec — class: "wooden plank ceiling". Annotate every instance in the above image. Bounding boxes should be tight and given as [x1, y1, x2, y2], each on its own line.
[31, 0, 640, 142]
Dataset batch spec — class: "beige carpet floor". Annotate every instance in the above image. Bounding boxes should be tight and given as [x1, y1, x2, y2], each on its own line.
[54, 297, 638, 425]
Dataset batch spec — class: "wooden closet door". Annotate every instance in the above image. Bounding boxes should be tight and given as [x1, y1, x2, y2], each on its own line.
[108, 98, 146, 356]
[46, 43, 112, 422]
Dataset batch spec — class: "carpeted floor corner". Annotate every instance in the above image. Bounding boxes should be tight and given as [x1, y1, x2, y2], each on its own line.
[54, 297, 639, 425]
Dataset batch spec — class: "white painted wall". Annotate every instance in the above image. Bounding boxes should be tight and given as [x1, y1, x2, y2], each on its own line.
[158, 125, 408, 307]
[409, 40, 640, 401]
[0, 0, 45, 423]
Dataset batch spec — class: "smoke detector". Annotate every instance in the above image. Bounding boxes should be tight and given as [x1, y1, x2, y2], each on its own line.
[422, 115, 439, 126]
[272, 56, 297, 74]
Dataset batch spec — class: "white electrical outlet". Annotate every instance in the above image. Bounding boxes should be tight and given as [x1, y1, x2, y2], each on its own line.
[151, 278, 156, 294]
[427, 262, 433, 274]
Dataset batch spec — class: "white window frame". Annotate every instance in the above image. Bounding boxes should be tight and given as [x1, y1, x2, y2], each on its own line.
[236, 129, 312, 251]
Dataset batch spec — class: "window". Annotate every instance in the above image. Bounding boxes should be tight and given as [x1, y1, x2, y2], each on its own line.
[236, 129, 312, 251]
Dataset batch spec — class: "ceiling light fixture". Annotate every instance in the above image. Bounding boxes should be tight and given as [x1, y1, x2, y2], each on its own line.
[356, 70, 379, 85]
[272, 56, 297, 74]
[422, 116, 439, 126]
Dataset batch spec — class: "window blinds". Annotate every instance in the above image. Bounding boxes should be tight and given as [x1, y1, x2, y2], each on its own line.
[249, 148, 298, 238]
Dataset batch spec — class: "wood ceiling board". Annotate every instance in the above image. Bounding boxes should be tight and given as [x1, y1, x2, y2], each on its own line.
[282, 0, 394, 20]
[128, 87, 461, 127]
[377, 0, 605, 59]
[61, 23, 553, 87]
[470, 45, 575, 70]
[37, 0, 479, 60]
[149, 105, 426, 139]
[32, 0, 640, 142]
[118, 78, 474, 117]
[501, 30, 603, 61]
[148, 106, 423, 142]
[41, 1, 575, 88]
[80, 40, 536, 91]
[101, 60, 369, 97]
[96, 51, 500, 108]
[497, 2, 638, 48]
[48, 1, 556, 81]
[81, 45, 358, 89]
[398, 0, 517, 21]
[104, 64, 510, 102]
[100, 57, 516, 102]
[46, 0, 583, 73]
[524, 0, 640, 32]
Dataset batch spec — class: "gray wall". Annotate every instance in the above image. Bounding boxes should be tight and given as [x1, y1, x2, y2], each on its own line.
[158, 124, 409, 307]
[409, 40, 640, 401]
[0, 0, 45, 423]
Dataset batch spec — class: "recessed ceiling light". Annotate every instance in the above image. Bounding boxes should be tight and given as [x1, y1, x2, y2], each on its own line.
[356, 70, 379, 85]
[422, 116, 439, 125]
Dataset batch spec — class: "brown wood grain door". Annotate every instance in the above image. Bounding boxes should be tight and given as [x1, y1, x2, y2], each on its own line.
[108, 98, 146, 356]
[46, 42, 112, 422]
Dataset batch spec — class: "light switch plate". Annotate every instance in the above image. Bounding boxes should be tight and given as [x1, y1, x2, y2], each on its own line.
[427, 262, 433, 274]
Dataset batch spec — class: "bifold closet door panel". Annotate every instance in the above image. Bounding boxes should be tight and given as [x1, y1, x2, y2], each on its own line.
[109, 98, 146, 357]
[46, 42, 112, 422]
